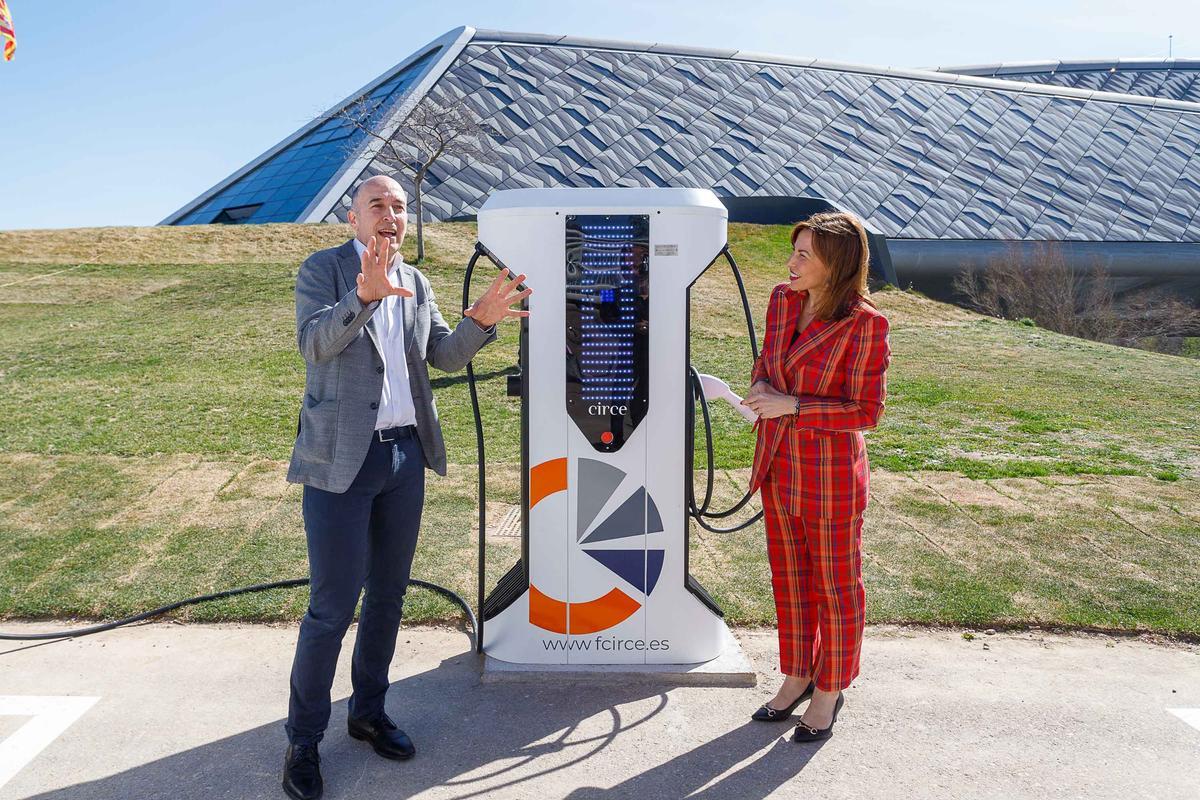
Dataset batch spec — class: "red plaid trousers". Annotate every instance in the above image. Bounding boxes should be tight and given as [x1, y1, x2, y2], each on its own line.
[761, 458, 866, 689]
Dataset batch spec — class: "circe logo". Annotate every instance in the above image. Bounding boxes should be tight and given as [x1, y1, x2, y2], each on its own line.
[588, 403, 628, 416]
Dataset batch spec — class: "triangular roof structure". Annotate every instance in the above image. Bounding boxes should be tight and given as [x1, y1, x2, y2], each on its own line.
[164, 26, 1200, 244]
[163, 27, 473, 227]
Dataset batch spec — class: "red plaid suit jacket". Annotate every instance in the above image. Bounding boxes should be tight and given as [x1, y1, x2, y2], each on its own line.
[749, 284, 891, 518]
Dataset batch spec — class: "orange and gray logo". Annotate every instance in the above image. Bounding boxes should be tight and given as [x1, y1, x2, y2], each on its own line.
[527, 458, 664, 633]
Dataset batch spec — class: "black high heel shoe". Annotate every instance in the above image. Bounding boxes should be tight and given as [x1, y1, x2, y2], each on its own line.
[751, 680, 815, 722]
[792, 692, 844, 742]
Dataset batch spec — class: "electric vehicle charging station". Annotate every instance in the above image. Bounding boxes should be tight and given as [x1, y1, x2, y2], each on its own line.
[470, 188, 752, 667]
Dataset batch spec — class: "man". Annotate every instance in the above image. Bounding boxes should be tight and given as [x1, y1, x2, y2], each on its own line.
[281, 174, 530, 800]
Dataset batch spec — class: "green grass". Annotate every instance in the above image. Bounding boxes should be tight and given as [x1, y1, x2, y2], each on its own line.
[1, 223, 1195, 480]
[0, 222, 1197, 636]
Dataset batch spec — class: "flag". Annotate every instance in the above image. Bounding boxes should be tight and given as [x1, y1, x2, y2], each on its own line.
[0, 0, 14, 62]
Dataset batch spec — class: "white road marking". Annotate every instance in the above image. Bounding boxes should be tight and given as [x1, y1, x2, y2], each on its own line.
[0, 696, 100, 791]
[1168, 708, 1200, 733]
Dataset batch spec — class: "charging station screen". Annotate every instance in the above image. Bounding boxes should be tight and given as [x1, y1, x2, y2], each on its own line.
[565, 214, 650, 452]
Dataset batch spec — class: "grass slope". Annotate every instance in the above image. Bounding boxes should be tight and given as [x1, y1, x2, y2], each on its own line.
[0, 222, 1197, 635]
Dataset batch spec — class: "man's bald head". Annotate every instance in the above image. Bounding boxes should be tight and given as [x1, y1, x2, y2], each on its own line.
[350, 175, 406, 214]
[347, 176, 408, 253]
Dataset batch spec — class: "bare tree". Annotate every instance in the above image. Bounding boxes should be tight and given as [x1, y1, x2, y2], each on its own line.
[335, 96, 493, 263]
[1117, 293, 1200, 352]
[954, 241, 1200, 351]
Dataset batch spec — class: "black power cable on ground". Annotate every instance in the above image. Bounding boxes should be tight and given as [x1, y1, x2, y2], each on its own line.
[0, 579, 478, 645]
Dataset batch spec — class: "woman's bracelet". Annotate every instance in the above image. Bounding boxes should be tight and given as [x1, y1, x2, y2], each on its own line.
[791, 395, 801, 415]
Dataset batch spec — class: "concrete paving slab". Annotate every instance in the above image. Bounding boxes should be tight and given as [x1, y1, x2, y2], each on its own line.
[0, 623, 1197, 800]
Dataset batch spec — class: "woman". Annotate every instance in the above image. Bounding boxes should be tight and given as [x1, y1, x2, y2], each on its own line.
[741, 211, 891, 743]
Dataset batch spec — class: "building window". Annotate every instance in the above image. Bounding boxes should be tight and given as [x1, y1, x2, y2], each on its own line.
[212, 204, 263, 224]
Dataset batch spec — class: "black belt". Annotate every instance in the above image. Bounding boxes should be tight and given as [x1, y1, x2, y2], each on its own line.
[375, 425, 416, 442]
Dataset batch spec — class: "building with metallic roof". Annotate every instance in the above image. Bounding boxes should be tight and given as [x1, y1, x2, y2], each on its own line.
[162, 26, 1200, 304]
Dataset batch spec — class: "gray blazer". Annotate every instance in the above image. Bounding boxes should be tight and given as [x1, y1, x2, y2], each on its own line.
[286, 240, 495, 493]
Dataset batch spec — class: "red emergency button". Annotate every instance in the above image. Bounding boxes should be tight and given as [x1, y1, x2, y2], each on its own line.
[600, 432, 614, 444]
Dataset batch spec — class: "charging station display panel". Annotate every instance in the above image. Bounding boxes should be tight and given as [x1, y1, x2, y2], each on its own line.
[565, 214, 650, 452]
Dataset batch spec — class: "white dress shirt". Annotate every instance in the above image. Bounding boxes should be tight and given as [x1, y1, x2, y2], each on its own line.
[353, 238, 417, 431]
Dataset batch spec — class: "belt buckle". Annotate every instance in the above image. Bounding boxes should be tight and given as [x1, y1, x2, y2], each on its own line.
[377, 429, 396, 443]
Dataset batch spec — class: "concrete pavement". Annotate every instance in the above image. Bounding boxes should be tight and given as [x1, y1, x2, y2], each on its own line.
[0, 622, 1197, 800]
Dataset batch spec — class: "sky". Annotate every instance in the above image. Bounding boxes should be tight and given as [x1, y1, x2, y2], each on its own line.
[0, 0, 1197, 230]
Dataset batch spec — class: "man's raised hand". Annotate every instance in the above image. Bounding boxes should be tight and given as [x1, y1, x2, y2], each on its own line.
[356, 235, 414, 304]
[464, 268, 532, 329]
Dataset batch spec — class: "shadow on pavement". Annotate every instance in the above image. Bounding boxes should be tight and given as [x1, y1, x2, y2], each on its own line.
[563, 728, 823, 799]
[22, 647, 816, 800]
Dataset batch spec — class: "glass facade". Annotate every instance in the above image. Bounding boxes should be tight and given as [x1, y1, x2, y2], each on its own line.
[174, 49, 438, 225]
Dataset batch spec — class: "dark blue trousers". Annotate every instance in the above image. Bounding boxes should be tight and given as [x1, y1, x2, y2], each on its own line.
[285, 427, 424, 746]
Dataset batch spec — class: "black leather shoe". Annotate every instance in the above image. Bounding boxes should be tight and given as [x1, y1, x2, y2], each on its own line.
[348, 714, 416, 760]
[282, 743, 322, 800]
[751, 680, 815, 721]
[793, 692, 845, 743]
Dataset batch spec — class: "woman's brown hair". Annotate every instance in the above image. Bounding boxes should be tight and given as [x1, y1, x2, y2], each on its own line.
[790, 211, 874, 321]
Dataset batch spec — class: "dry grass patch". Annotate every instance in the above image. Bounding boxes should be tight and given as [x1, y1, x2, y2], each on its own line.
[686, 262, 976, 342]
[872, 288, 978, 328]
[0, 274, 183, 305]
[99, 457, 298, 533]
[0, 221, 482, 267]
[0, 453, 174, 533]
[869, 473, 994, 568]
[913, 472, 1031, 516]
